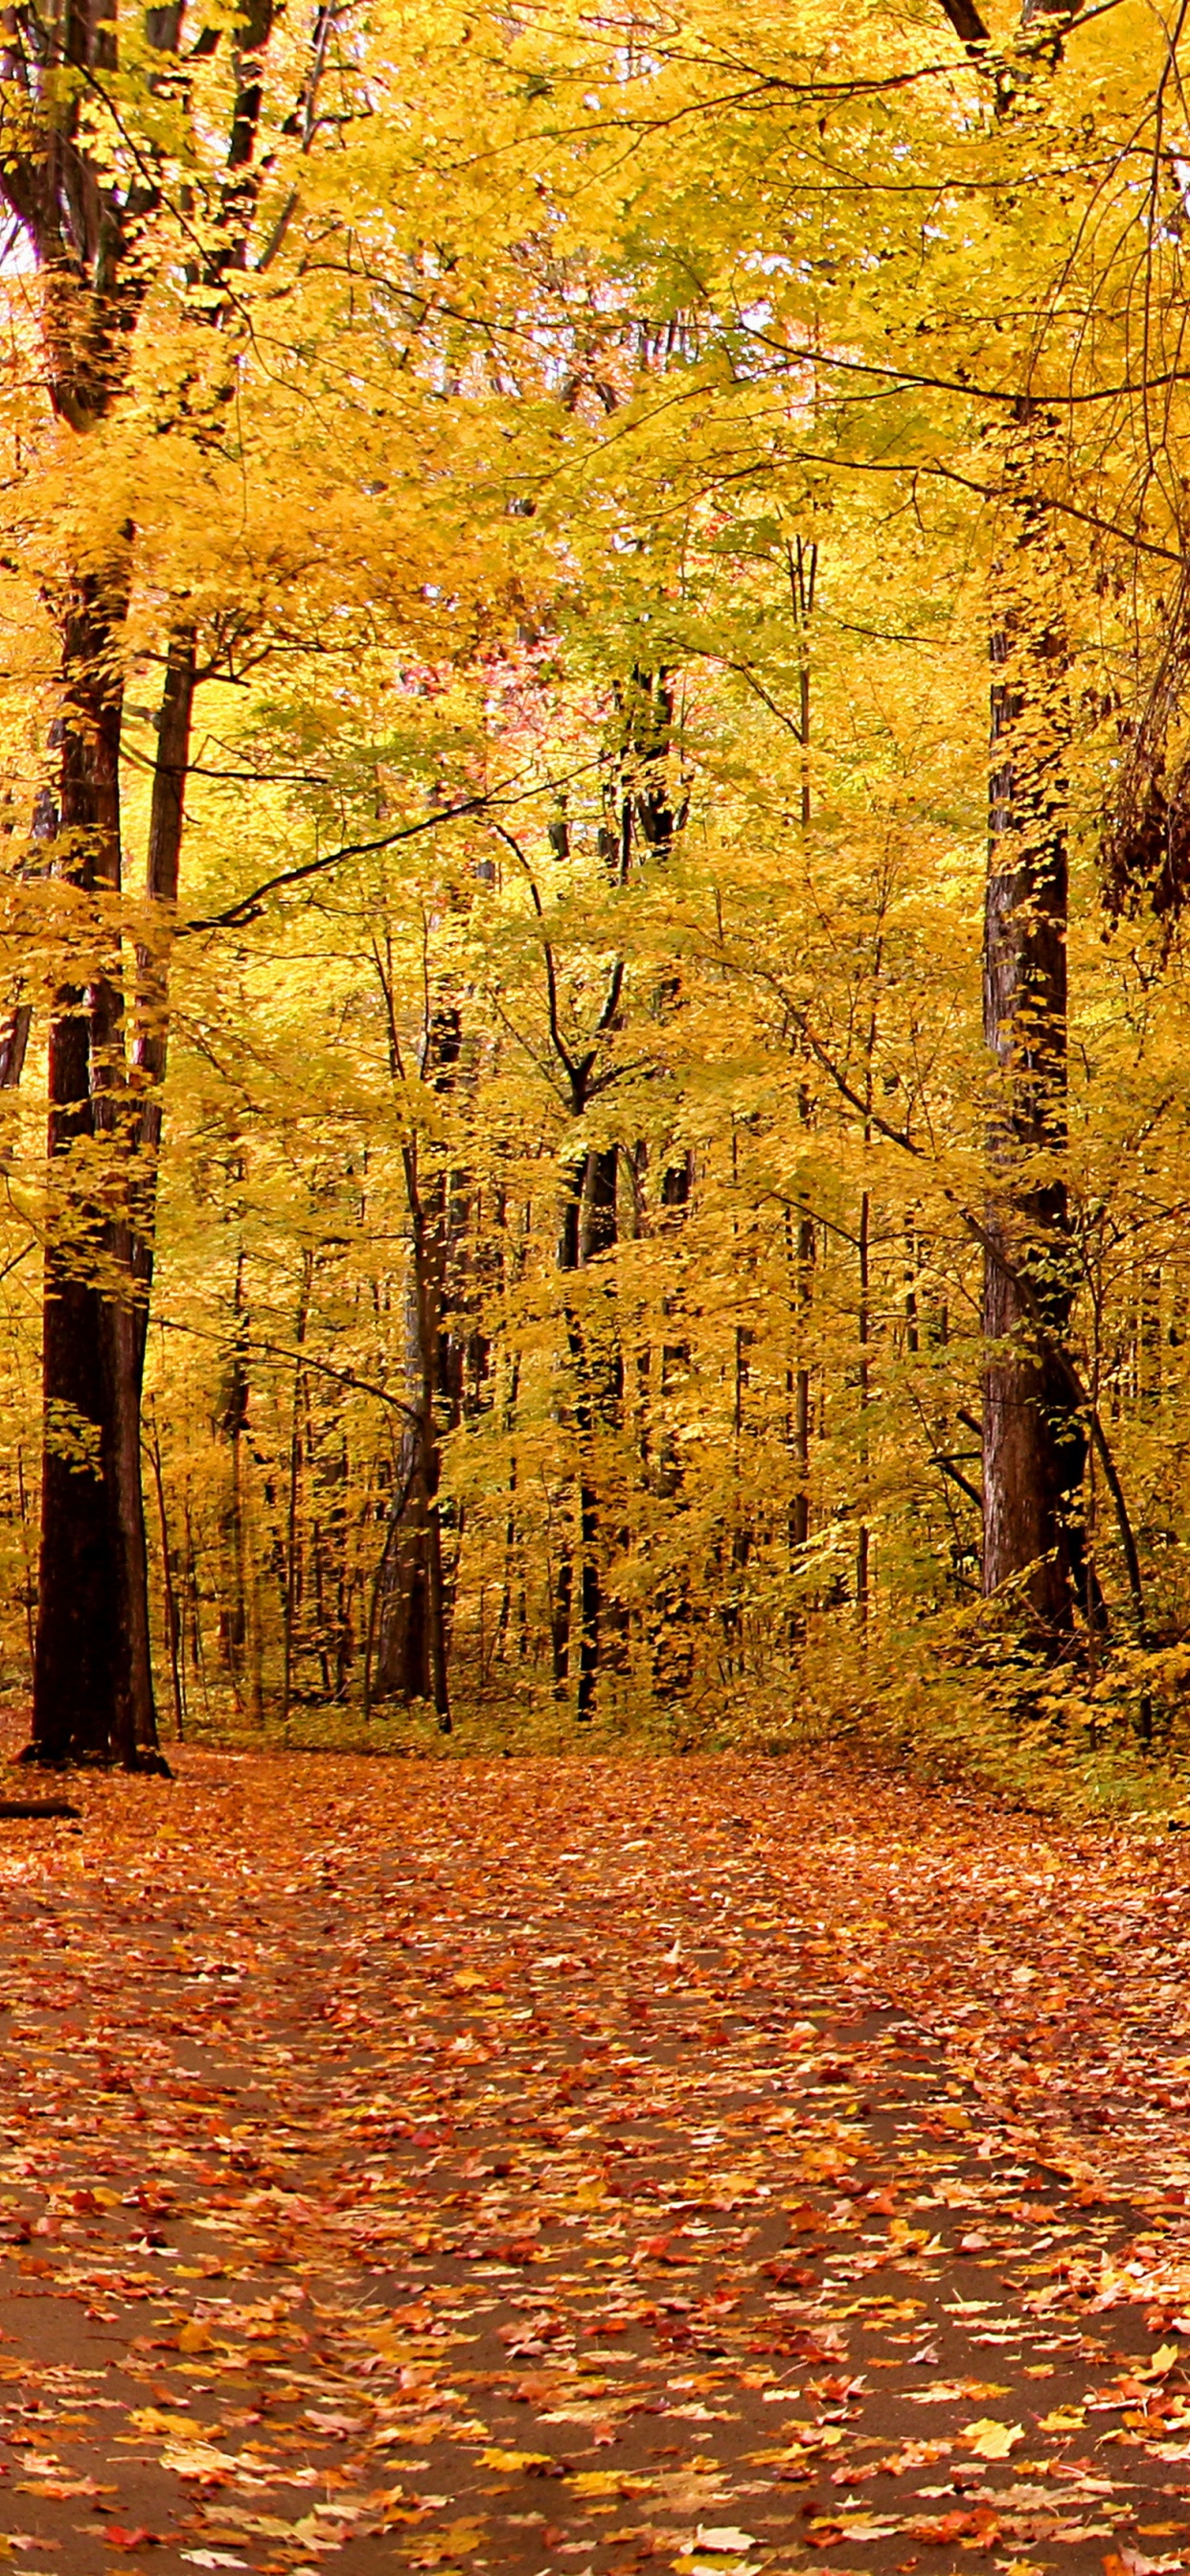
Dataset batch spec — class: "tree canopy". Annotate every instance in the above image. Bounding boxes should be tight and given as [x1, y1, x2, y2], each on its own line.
[0, 0, 1187, 1767]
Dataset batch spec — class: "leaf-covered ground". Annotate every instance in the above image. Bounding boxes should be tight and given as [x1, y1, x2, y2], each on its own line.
[1, 1747, 1190, 2576]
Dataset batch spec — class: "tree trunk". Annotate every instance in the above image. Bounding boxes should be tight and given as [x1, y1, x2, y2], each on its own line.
[0, 1000, 31, 1092]
[148, 1407, 186, 1743]
[217, 1238, 250, 1692]
[981, 464, 1086, 1636]
[856, 1185, 871, 1626]
[0, 0, 208, 1769]
[27, 578, 165, 1767]
[789, 562, 816, 1567]
[374, 997, 461, 1729]
[650, 1154, 695, 1701]
[280, 1252, 314, 1731]
[0, 0, 277, 1768]
[130, 627, 197, 1381]
[558, 1151, 605, 1723]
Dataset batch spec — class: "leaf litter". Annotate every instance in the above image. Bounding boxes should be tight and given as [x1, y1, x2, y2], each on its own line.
[0, 1743, 1189, 2575]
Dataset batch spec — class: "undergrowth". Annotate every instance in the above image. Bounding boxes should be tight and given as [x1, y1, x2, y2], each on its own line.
[11, 1596, 1190, 1825]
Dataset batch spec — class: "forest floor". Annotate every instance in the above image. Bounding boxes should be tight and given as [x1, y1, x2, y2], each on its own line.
[0, 1744, 1188, 2576]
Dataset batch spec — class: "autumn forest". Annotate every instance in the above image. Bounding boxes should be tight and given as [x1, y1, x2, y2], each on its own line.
[8, 5, 1190, 2571]
[0, 0, 1188, 1783]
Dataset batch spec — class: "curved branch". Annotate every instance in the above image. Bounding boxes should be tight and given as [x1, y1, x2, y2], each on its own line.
[184, 794, 495, 934]
[183, 758, 607, 936]
[154, 1316, 420, 1420]
[488, 819, 577, 1086]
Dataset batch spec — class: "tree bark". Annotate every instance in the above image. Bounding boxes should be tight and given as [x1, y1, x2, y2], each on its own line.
[981, 459, 1087, 1635]
[217, 1237, 250, 1695]
[374, 996, 461, 1728]
[130, 628, 197, 1381]
[559, 1144, 621, 1722]
[1, 0, 210, 1765]
[280, 1252, 314, 1731]
[28, 575, 167, 1765]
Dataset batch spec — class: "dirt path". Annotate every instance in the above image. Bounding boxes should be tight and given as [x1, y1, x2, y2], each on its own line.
[0, 1749, 1187, 2576]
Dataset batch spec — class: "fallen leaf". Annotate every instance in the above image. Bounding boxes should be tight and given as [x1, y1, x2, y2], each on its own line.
[963, 2416, 1024, 2458]
[478, 2449, 554, 2474]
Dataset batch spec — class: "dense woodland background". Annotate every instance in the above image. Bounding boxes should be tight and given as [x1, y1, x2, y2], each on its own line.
[0, 0, 1188, 1772]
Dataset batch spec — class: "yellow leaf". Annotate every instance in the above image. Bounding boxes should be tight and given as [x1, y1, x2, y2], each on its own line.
[479, 2449, 553, 2473]
[962, 2417, 1023, 2459]
[129, 2408, 206, 2437]
[569, 2470, 653, 2496]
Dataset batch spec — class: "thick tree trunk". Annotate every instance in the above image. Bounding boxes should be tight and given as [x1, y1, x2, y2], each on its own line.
[0, 0, 240, 1772]
[30, 608, 196, 1764]
[34, 1185, 120, 1758]
[0, 0, 271, 1768]
[28, 580, 166, 1766]
[374, 1402, 451, 1719]
[981, 500, 1087, 1636]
